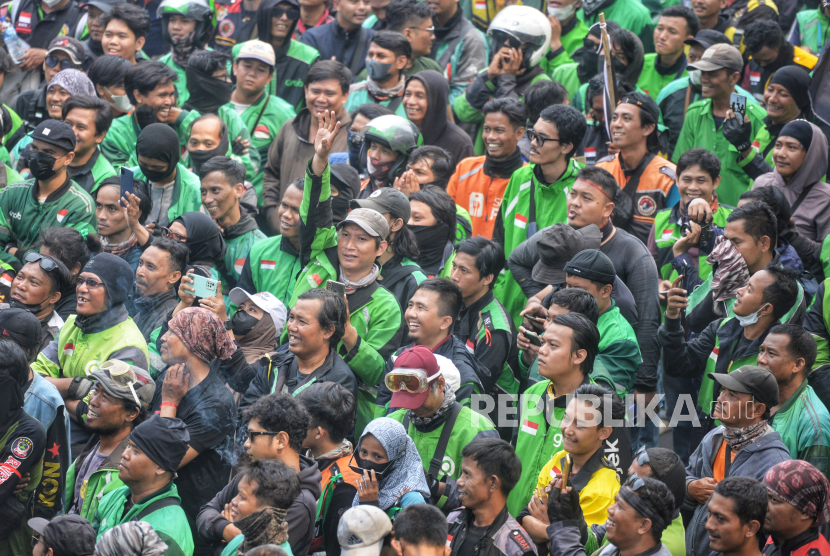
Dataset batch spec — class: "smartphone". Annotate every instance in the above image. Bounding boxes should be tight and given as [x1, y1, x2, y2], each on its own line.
[188, 273, 219, 298]
[560, 454, 573, 490]
[525, 330, 542, 347]
[120, 167, 134, 205]
[730, 93, 747, 118]
[326, 280, 346, 296]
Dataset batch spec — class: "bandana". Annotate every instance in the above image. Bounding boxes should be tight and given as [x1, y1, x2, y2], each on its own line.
[235, 507, 290, 555]
[764, 460, 830, 525]
[707, 237, 750, 310]
[722, 420, 768, 452]
[168, 307, 237, 363]
[408, 383, 456, 428]
[339, 264, 380, 295]
[101, 234, 138, 257]
[171, 31, 197, 67]
[49, 69, 96, 97]
[95, 522, 169, 556]
[618, 486, 668, 533]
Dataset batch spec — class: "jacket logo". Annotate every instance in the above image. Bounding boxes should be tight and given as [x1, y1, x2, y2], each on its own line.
[57, 209, 68, 223]
[521, 419, 538, 436]
[285, 79, 304, 87]
[12, 437, 33, 458]
[9, 212, 21, 220]
[261, 260, 276, 270]
[63, 343, 74, 357]
[469, 192, 484, 218]
[440, 456, 455, 478]
[509, 530, 533, 553]
[637, 195, 656, 216]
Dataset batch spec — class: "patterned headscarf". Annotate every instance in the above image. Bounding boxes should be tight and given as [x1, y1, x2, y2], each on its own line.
[48, 69, 96, 97]
[95, 522, 168, 556]
[764, 460, 830, 525]
[352, 417, 431, 510]
[707, 237, 750, 306]
[168, 307, 236, 363]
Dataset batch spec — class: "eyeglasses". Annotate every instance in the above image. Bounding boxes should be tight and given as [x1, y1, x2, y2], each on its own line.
[77, 276, 105, 289]
[408, 25, 435, 34]
[527, 129, 563, 147]
[45, 56, 76, 71]
[625, 473, 645, 491]
[248, 430, 281, 439]
[161, 227, 187, 242]
[272, 6, 300, 20]
[214, 73, 233, 83]
[635, 446, 651, 466]
[31, 534, 44, 549]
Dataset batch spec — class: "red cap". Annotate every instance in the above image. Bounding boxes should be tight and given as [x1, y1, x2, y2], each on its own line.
[389, 346, 440, 410]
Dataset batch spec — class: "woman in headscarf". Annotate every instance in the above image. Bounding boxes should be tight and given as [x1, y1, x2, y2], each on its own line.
[351, 417, 430, 515]
[403, 71, 474, 166]
[167, 211, 228, 278]
[752, 120, 830, 266]
[227, 288, 287, 364]
[95, 522, 169, 556]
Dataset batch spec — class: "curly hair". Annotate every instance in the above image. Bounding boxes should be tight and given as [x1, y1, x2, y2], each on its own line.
[243, 394, 310, 453]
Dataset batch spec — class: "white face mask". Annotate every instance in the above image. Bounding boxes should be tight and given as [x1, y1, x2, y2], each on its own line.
[41, 0, 63, 8]
[688, 68, 702, 86]
[106, 87, 133, 112]
[735, 303, 770, 327]
[547, 3, 576, 20]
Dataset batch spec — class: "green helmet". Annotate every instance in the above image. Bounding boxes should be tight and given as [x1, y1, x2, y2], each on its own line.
[359, 115, 422, 185]
[158, 0, 215, 48]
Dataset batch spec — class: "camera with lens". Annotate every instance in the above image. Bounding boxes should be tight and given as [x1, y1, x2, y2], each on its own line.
[681, 216, 715, 253]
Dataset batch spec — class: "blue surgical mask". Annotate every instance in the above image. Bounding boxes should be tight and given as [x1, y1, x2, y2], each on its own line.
[735, 303, 770, 327]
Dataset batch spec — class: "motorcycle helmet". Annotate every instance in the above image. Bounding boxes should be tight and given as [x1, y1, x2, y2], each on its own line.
[158, 0, 215, 49]
[359, 115, 422, 185]
[487, 5, 552, 69]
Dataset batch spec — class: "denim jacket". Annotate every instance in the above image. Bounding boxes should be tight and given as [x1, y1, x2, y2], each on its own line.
[24, 371, 70, 445]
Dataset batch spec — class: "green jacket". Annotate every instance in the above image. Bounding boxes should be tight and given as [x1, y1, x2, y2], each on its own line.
[540, 18, 590, 75]
[65, 437, 128, 522]
[637, 53, 688, 101]
[524, 301, 641, 396]
[132, 163, 203, 226]
[228, 92, 296, 207]
[792, 9, 830, 55]
[242, 235, 301, 307]
[93, 483, 194, 556]
[494, 160, 581, 325]
[101, 112, 192, 169]
[769, 380, 830, 478]
[580, 0, 654, 52]
[224, 216, 267, 286]
[671, 98, 767, 206]
[0, 177, 96, 265]
[32, 307, 150, 381]
[222, 535, 292, 556]
[551, 62, 581, 101]
[344, 84, 407, 117]
[805, 278, 830, 366]
[291, 163, 403, 434]
[87, 150, 118, 194]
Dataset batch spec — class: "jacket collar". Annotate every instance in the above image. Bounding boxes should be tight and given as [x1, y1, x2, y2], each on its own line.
[771, 379, 809, 418]
[223, 212, 261, 240]
[457, 504, 512, 541]
[773, 526, 820, 554]
[31, 174, 73, 204]
[68, 148, 101, 178]
[132, 287, 178, 313]
[75, 303, 130, 334]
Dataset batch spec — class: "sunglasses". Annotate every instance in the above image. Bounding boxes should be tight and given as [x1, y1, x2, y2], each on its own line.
[527, 129, 563, 147]
[272, 6, 299, 20]
[161, 227, 186, 242]
[25, 252, 59, 273]
[625, 473, 645, 491]
[77, 276, 105, 289]
[248, 430, 281, 439]
[31, 534, 44, 549]
[635, 446, 651, 466]
[45, 56, 75, 71]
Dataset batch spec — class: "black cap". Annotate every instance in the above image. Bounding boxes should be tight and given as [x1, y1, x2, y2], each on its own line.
[0, 308, 43, 354]
[47, 36, 85, 65]
[709, 365, 780, 410]
[533, 224, 602, 285]
[350, 187, 411, 221]
[29, 515, 97, 556]
[130, 415, 191, 473]
[330, 163, 361, 199]
[79, 0, 120, 13]
[685, 29, 731, 49]
[564, 249, 616, 285]
[31, 120, 76, 153]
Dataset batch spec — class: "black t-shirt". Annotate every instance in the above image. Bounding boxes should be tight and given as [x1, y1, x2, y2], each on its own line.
[456, 524, 489, 556]
[150, 368, 236, 522]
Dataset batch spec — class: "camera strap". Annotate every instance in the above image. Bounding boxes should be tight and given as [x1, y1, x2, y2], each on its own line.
[791, 184, 815, 215]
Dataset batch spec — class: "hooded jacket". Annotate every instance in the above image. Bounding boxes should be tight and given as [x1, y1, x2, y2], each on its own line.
[197, 455, 322, 556]
[408, 71, 474, 166]
[256, 0, 322, 110]
[752, 122, 830, 263]
[430, 8, 487, 102]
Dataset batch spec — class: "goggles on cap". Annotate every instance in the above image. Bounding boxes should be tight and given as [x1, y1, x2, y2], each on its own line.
[97, 360, 141, 407]
[625, 472, 645, 491]
[384, 368, 442, 394]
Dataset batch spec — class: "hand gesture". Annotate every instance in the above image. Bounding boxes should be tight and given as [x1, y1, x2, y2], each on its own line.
[356, 469, 380, 503]
[687, 198, 713, 225]
[232, 136, 250, 155]
[723, 109, 753, 154]
[500, 48, 523, 75]
[658, 279, 672, 304]
[311, 110, 342, 176]
[178, 274, 197, 307]
[673, 220, 701, 257]
[518, 325, 541, 363]
[222, 503, 234, 522]
[393, 170, 421, 197]
[548, 14, 563, 51]
[162, 363, 191, 405]
[528, 489, 550, 525]
[664, 275, 688, 320]
[199, 282, 227, 321]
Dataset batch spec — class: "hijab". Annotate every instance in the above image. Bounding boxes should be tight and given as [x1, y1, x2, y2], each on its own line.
[351, 417, 430, 510]
[237, 312, 278, 363]
[49, 69, 96, 97]
[407, 71, 449, 146]
[753, 121, 829, 197]
[174, 212, 227, 265]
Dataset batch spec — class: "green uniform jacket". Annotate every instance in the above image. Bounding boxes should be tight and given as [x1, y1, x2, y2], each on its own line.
[224, 218, 267, 286]
[792, 9, 830, 55]
[540, 18, 590, 75]
[0, 177, 96, 265]
[494, 160, 581, 325]
[88, 150, 118, 194]
[229, 93, 296, 208]
[637, 53, 688, 101]
[291, 163, 403, 434]
[344, 86, 407, 117]
[93, 483, 194, 556]
[64, 438, 127, 522]
[132, 163, 203, 226]
[580, 0, 654, 52]
[671, 98, 767, 206]
[769, 380, 830, 477]
[524, 301, 641, 396]
[32, 309, 150, 380]
[102, 112, 191, 169]
[551, 62, 581, 100]
[242, 235, 301, 307]
[805, 278, 830, 366]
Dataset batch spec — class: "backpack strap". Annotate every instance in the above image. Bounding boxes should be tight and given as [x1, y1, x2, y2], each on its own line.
[349, 28, 369, 77]
[132, 497, 179, 521]
[428, 402, 463, 478]
[386, 95, 404, 113]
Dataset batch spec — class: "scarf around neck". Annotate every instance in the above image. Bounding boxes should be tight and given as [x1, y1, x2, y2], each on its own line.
[367, 74, 406, 101]
[484, 147, 524, 179]
[102, 234, 138, 257]
[339, 264, 380, 295]
[723, 420, 768, 452]
[235, 507, 289, 555]
[171, 32, 197, 67]
[409, 383, 456, 428]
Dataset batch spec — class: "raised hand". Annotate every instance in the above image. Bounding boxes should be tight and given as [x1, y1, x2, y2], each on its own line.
[311, 110, 342, 176]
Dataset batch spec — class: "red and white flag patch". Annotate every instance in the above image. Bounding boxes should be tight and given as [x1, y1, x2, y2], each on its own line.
[514, 213, 528, 229]
[56, 209, 68, 223]
[261, 260, 276, 270]
[521, 419, 539, 436]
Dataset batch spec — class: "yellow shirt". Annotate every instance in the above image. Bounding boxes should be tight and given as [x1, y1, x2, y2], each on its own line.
[536, 450, 620, 527]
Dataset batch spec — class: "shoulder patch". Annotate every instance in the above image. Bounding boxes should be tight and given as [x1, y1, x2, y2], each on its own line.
[508, 529, 533, 554]
[659, 166, 676, 181]
[12, 437, 33, 458]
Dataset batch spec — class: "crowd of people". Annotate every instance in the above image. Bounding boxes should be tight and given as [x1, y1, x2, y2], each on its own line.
[3, 0, 830, 555]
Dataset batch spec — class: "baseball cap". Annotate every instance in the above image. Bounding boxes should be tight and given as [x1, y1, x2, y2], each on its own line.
[236, 40, 276, 67]
[564, 249, 616, 285]
[709, 365, 779, 410]
[390, 345, 441, 410]
[229, 288, 288, 337]
[47, 37, 84, 66]
[338, 505, 393, 556]
[0, 308, 43, 355]
[685, 29, 731, 49]
[29, 515, 97, 556]
[338, 207, 390, 239]
[31, 120, 76, 152]
[80, 0, 120, 13]
[532, 224, 602, 285]
[688, 43, 744, 73]
[350, 188, 411, 221]
[91, 360, 155, 409]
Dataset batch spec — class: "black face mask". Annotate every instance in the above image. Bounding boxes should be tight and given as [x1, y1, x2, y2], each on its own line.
[231, 309, 260, 337]
[139, 161, 173, 183]
[10, 298, 43, 314]
[350, 453, 396, 481]
[188, 131, 230, 175]
[411, 223, 450, 269]
[575, 45, 600, 84]
[27, 150, 60, 181]
[331, 195, 351, 225]
[135, 104, 160, 129]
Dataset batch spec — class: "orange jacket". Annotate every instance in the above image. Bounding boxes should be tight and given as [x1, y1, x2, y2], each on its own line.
[447, 156, 527, 239]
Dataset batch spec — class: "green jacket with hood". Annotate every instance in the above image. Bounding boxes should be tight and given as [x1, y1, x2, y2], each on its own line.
[493, 160, 582, 325]
[93, 482, 194, 556]
[0, 176, 96, 265]
[65, 436, 128, 522]
[102, 111, 191, 169]
[132, 163, 203, 226]
[223, 213, 267, 286]
[237, 234, 301, 307]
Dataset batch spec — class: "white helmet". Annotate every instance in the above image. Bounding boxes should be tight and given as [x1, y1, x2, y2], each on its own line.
[487, 6, 552, 68]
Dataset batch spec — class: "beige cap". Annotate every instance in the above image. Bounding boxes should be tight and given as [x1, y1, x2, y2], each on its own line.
[688, 43, 744, 73]
[236, 40, 276, 67]
[338, 208, 390, 239]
